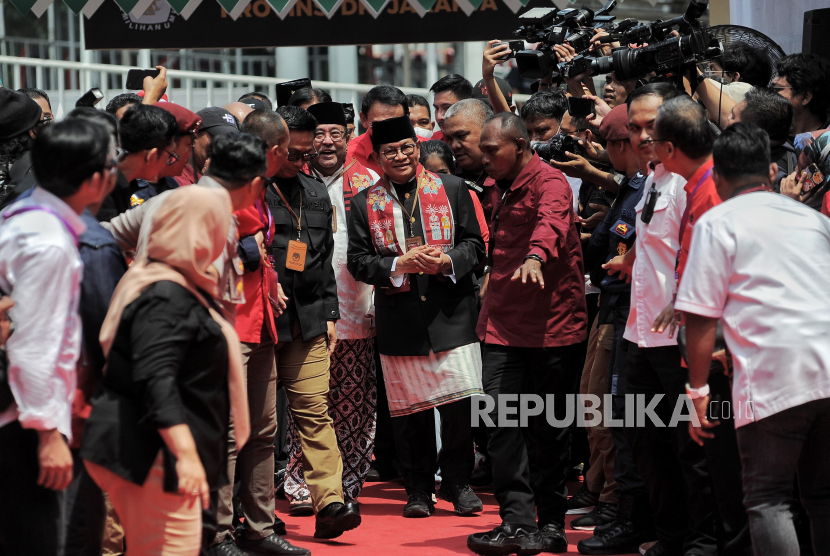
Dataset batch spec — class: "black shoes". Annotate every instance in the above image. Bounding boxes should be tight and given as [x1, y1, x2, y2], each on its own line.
[274, 515, 287, 536]
[438, 483, 484, 515]
[571, 502, 618, 531]
[313, 501, 362, 539]
[576, 493, 654, 555]
[403, 492, 435, 518]
[467, 523, 543, 556]
[238, 533, 311, 556]
[209, 539, 248, 556]
[567, 483, 600, 515]
[539, 522, 568, 553]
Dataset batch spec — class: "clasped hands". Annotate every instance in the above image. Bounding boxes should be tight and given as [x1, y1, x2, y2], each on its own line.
[396, 245, 452, 275]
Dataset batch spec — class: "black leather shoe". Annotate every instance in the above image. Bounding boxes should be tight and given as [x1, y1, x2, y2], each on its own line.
[567, 483, 599, 515]
[571, 502, 618, 531]
[438, 483, 483, 515]
[643, 542, 674, 556]
[274, 515, 287, 536]
[467, 523, 543, 556]
[314, 501, 362, 539]
[238, 533, 311, 556]
[539, 522, 568, 553]
[403, 492, 435, 518]
[209, 539, 247, 556]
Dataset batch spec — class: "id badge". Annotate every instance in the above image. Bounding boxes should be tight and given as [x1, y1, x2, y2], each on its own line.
[405, 236, 423, 251]
[286, 240, 307, 272]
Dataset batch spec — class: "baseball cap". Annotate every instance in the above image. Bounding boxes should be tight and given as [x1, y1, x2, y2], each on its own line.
[196, 107, 238, 136]
[472, 77, 514, 108]
[0, 88, 43, 140]
[599, 104, 630, 142]
[158, 102, 202, 135]
[241, 97, 269, 111]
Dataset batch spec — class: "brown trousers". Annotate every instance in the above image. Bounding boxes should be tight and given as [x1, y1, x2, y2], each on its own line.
[581, 315, 618, 503]
[86, 454, 201, 556]
[214, 338, 278, 544]
[276, 333, 344, 512]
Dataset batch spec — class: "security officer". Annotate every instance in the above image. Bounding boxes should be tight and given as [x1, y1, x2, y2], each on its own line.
[580, 103, 652, 555]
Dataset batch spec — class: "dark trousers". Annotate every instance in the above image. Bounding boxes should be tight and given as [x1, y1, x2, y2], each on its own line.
[61, 449, 106, 556]
[608, 305, 645, 496]
[392, 398, 473, 495]
[625, 343, 717, 556]
[482, 342, 582, 529]
[703, 371, 752, 556]
[0, 421, 63, 556]
[736, 398, 830, 556]
[373, 339, 398, 474]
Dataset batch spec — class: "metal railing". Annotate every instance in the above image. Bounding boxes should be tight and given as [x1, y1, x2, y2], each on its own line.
[0, 54, 530, 116]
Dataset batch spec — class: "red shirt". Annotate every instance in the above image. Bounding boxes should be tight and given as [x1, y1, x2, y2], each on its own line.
[822, 192, 830, 218]
[432, 129, 447, 143]
[174, 163, 200, 187]
[233, 192, 277, 344]
[477, 155, 587, 348]
[677, 158, 721, 282]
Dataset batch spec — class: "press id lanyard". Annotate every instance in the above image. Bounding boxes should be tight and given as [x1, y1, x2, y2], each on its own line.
[272, 184, 307, 272]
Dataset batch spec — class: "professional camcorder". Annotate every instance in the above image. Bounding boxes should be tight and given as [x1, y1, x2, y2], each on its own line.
[513, 0, 618, 79]
[514, 0, 722, 84]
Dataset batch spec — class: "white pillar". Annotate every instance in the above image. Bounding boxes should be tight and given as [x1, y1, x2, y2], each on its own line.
[276, 47, 309, 80]
[426, 43, 438, 89]
[328, 45, 358, 103]
[463, 41, 485, 85]
[138, 49, 151, 68]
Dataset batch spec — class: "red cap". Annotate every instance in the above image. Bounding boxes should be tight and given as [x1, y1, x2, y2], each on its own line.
[157, 102, 202, 135]
[599, 104, 630, 142]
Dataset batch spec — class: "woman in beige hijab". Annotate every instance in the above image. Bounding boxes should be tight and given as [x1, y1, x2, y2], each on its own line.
[81, 186, 249, 556]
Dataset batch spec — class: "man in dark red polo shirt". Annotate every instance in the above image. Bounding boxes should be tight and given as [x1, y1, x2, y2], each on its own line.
[468, 112, 588, 555]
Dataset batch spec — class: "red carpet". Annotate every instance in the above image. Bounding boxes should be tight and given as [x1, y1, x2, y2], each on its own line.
[270, 480, 629, 556]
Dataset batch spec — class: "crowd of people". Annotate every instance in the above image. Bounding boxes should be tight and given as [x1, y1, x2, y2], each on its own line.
[0, 32, 829, 556]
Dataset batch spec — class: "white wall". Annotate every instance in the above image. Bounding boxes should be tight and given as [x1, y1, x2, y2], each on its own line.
[730, 0, 826, 55]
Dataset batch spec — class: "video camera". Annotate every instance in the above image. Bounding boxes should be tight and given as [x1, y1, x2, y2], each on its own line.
[531, 134, 584, 164]
[513, 0, 618, 79]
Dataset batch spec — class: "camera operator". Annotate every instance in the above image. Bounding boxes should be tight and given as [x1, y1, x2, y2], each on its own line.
[772, 54, 830, 138]
[727, 87, 796, 191]
[520, 90, 568, 142]
[702, 43, 771, 89]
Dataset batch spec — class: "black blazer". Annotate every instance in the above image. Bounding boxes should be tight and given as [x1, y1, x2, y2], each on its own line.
[81, 281, 230, 492]
[347, 172, 484, 356]
[265, 173, 340, 343]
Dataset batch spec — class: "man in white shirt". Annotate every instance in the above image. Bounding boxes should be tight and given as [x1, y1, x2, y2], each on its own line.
[678, 122, 830, 556]
[0, 118, 117, 555]
[276, 101, 380, 511]
[604, 84, 717, 556]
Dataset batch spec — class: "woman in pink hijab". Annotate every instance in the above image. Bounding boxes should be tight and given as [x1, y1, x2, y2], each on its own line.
[81, 186, 249, 556]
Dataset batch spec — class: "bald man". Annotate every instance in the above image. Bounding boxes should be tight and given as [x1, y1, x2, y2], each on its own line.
[224, 101, 255, 123]
[469, 113, 587, 555]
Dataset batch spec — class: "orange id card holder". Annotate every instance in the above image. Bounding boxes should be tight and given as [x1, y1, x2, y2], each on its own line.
[286, 240, 307, 272]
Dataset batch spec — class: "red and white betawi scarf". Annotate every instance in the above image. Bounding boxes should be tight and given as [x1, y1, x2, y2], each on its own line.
[365, 165, 454, 266]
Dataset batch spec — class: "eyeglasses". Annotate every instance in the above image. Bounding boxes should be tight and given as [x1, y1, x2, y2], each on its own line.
[314, 129, 346, 143]
[163, 149, 180, 165]
[640, 137, 670, 147]
[381, 143, 417, 160]
[34, 116, 53, 128]
[286, 149, 319, 162]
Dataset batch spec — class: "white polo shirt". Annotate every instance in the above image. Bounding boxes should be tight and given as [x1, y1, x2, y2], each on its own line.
[675, 191, 830, 428]
[623, 163, 687, 348]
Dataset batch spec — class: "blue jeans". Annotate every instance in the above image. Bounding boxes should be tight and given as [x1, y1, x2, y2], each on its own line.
[736, 397, 830, 556]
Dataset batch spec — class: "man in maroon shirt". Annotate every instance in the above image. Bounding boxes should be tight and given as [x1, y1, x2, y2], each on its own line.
[468, 112, 588, 555]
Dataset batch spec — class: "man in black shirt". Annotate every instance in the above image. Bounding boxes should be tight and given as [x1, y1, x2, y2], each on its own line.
[265, 105, 360, 541]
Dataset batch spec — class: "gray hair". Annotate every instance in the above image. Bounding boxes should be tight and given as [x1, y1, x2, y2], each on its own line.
[444, 98, 495, 128]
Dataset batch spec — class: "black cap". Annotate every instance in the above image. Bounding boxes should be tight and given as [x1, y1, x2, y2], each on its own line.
[276, 78, 312, 107]
[242, 97, 269, 111]
[307, 102, 347, 127]
[473, 77, 514, 108]
[196, 107, 238, 136]
[371, 116, 417, 149]
[0, 88, 43, 140]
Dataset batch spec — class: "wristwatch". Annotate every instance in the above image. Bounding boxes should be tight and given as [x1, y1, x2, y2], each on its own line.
[685, 383, 710, 400]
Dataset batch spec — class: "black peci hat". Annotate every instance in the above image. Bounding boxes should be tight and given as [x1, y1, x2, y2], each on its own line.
[0, 88, 43, 140]
[306, 102, 347, 127]
[276, 78, 312, 107]
[371, 116, 417, 149]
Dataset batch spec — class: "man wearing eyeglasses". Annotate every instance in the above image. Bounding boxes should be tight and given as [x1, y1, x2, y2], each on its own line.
[274, 101, 381, 515]
[347, 115, 485, 520]
[129, 103, 202, 209]
[264, 105, 361, 541]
